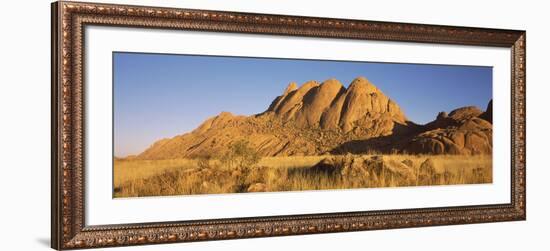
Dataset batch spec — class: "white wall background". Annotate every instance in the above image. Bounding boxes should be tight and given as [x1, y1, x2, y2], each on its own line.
[0, 0, 547, 250]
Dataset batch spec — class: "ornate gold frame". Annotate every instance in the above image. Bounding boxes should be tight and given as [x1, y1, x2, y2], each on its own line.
[51, 1, 526, 249]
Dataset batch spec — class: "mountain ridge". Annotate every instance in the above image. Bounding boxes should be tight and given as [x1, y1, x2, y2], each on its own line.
[136, 76, 492, 159]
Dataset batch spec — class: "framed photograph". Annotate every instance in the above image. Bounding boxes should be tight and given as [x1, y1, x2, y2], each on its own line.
[51, 1, 526, 249]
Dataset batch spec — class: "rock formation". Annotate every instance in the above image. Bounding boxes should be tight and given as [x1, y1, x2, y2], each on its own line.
[136, 77, 493, 159]
[267, 77, 407, 134]
[400, 102, 493, 155]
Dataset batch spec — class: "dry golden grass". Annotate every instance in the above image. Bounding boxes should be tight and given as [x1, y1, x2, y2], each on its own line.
[257, 155, 328, 169]
[114, 159, 198, 185]
[114, 154, 492, 198]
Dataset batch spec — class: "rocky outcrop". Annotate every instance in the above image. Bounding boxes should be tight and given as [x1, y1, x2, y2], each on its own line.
[267, 77, 408, 134]
[308, 155, 415, 182]
[136, 76, 493, 159]
[398, 104, 492, 155]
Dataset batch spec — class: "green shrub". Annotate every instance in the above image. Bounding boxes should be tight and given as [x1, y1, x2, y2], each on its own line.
[220, 139, 260, 170]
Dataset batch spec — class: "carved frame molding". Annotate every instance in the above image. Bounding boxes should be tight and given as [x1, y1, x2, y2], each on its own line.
[51, 1, 526, 249]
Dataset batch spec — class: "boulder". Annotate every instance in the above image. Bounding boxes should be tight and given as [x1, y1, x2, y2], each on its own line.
[448, 106, 483, 121]
[309, 155, 414, 181]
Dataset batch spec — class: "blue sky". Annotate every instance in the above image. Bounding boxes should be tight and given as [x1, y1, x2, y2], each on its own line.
[114, 52, 492, 157]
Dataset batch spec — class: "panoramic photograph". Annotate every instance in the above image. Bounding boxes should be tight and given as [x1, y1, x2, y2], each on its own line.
[113, 52, 493, 198]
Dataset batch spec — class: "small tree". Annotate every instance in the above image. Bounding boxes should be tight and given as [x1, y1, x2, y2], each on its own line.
[220, 140, 261, 192]
[220, 139, 260, 170]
